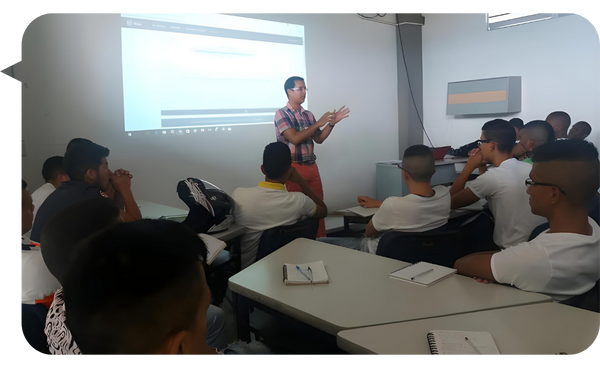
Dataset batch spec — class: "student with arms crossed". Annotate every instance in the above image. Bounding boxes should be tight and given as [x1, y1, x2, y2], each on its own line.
[233, 142, 327, 269]
[322, 145, 451, 254]
[454, 139, 600, 302]
[450, 119, 545, 249]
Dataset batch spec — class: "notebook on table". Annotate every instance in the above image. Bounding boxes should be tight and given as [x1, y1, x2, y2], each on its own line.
[283, 260, 329, 285]
[389, 261, 456, 287]
[427, 330, 500, 354]
[345, 206, 379, 217]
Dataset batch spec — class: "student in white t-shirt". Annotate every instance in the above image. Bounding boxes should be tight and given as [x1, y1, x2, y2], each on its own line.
[455, 139, 600, 302]
[450, 119, 546, 248]
[233, 142, 327, 269]
[320, 145, 451, 254]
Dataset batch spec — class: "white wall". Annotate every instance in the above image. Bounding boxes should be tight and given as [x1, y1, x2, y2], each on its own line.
[422, 14, 600, 148]
[20, 14, 398, 211]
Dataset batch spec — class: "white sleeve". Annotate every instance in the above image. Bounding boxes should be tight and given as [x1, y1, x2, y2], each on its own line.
[371, 198, 395, 232]
[491, 242, 551, 291]
[297, 194, 317, 217]
[467, 171, 496, 199]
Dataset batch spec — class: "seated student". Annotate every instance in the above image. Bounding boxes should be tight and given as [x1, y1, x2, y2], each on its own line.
[30, 140, 142, 243]
[31, 156, 70, 220]
[450, 119, 546, 249]
[62, 220, 271, 354]
[63, 220, 212, 354]
[511, 120, 555, 164]
[21, 180, 60, 308]
[509, 117, 524, 139]
[41, 198, 228, 354]
[322, 145, 451, 254]
[546, 111, 571, 140]
[568, 121, 592, 140]
[42, 198, 121, 354]
[233, 142, 327, 269]
[455, 139, 600, 302]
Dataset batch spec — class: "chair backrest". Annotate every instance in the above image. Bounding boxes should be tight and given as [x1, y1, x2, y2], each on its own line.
[256, 218, 319, 262]
[560, 279, 600, 313]
[588, 193, 600, 225]
[22, 303, 50, 354]
[528, 222, 550, 241]
[376, 223, 464, 268]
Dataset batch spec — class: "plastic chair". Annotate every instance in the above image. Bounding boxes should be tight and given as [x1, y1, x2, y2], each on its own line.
[376, 223, 465, 268]
[560, 279, 600, 313]
[255, 218, 319, 262]
[22, 303, 50, 354]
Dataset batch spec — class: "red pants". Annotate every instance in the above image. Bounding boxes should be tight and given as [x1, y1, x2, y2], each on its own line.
[286, 162, 326, 238]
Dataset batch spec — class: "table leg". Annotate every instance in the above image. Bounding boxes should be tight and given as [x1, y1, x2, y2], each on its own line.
[232, 292, 251, 342]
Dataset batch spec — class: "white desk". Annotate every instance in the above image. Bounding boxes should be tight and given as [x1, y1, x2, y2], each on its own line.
[228, 238, 551, 337]
[137, 199, 245, 242]
[337, 302, 599, 354]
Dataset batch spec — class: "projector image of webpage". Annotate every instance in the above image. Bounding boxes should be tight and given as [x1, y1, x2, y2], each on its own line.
[120, 14, 307, 134]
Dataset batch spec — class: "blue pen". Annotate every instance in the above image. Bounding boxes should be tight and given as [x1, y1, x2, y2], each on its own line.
[296, 265, 313, 282]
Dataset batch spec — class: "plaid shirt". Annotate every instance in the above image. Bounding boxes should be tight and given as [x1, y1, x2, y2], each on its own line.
[274, 102, 317, 163]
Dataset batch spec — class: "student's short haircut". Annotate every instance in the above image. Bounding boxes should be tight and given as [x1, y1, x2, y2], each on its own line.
[63, 220, 208, 354]
[546, 111, 571, 128]
[63, 141, 110, 181]
[19, 179, 27, 211]
[481, 119, 516, 154]
[263, 142, 292, 180]
[575, 121, 592, 135]
[40, 197, 121, 284]
[401, 145, 436, 183]
[521, 120, 555, 145]
[532, 140, 600, 206]
[41, 156, 66, 182]
[284, 76, 304, 97]
[509, 118, 524, 130]
[66, 138, 93, 153]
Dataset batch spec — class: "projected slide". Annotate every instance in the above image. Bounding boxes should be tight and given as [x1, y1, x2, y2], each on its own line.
[120, 13, 307, 133]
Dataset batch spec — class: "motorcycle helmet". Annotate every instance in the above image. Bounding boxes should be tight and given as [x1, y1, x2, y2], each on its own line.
[177, 177, 234, 234]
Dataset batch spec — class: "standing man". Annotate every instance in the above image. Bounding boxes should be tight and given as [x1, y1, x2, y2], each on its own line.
[274, 76, 350, 237]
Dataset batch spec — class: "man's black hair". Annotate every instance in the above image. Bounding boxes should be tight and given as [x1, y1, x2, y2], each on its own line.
[66, 138, 93, 153]
[575, 121, 592, 135]
[63, 142, 110, 181]
[509, 118, 524, 130]
[481, 119, 516, 154]
[521, 120, 555, 144]
[63, 219, 208, 354]
[546, 111, 571, 128]
[22, 179, 27, 191]
[41, 156, 66, 182]
[263, 142, 292, 180]
[401, 145, 436, 182]
[284, 76, 304, 98]
[532, 139, 599, 163]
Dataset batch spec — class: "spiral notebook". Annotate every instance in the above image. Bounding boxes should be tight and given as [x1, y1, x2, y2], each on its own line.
[283, 260, 329, 285]
[389, 261, 456, 287]
[427, 330, 500, 354]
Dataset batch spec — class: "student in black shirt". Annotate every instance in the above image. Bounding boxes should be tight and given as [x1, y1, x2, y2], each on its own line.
[30, 140, 141, 243]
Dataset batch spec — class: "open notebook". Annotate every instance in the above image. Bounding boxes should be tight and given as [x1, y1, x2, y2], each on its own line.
[345, 206, 379, 217]
[197, 233, 227, 265]
[389, 261, 456, 287]
[427, 330, 500, 354]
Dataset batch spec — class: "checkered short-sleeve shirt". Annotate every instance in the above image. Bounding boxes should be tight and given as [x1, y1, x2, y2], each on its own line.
[274, 103, 317, 163]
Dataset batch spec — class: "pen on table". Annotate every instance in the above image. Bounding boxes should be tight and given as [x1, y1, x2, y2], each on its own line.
[296, 265, 313, 282]
[465, 337, 481, 354]
[410, 268, 434, 280]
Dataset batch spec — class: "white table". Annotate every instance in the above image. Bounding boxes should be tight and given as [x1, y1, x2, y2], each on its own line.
[337, 302, 599, 354]
[136, 199, 245, 242]
[228, 238, 551, 338]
